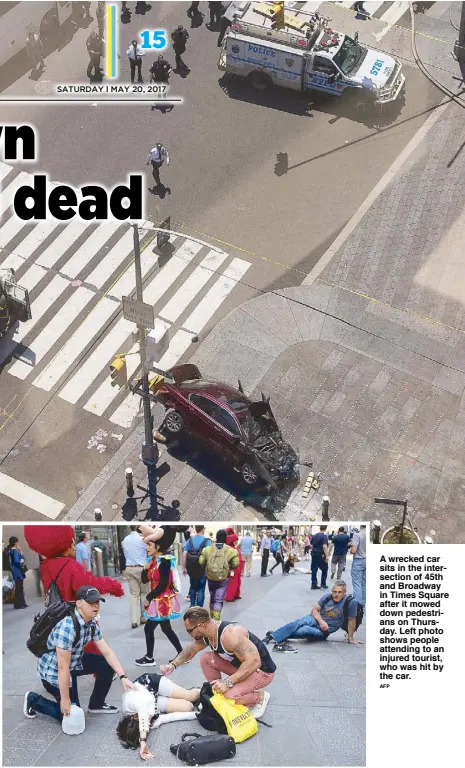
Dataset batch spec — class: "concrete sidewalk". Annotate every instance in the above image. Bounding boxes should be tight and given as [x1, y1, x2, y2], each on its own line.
[2, 555, 365, 767]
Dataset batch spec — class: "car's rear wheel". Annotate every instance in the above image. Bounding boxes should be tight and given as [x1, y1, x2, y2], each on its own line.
[163, 409, 185, 434]
[241, 462, 258, 485]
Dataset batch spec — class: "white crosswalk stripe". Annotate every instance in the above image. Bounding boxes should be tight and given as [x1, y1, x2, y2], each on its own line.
[0, 164, 251, 430]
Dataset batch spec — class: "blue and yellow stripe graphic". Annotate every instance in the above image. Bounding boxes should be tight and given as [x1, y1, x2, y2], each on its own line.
[106, 4, 118, 79]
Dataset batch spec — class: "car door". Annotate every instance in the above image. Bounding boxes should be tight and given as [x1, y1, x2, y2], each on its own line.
[304, 55, 344, 96]
[210, 404, 244, 461]
[188, 393, 227, 448]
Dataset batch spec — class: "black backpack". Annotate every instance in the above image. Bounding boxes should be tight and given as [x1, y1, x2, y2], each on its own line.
[195, 683, 227, 734]
[321, 593, 364, 633]
[186, 538, 209, 579]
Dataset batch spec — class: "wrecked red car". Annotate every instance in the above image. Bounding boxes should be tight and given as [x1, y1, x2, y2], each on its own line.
[156, 364, 299, 490]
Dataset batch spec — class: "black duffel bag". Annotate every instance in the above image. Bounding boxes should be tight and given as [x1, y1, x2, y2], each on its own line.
[170, 732, 236, 765]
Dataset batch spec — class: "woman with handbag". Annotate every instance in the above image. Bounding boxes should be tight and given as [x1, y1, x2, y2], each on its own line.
[8, 536, 28, 609]
[135, 536, 183, 668]
[117, 672, 200, 760]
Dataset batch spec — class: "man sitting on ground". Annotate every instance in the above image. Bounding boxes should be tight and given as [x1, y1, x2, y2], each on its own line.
[263, 581, 363, 652]
[160, 606, 276, 718]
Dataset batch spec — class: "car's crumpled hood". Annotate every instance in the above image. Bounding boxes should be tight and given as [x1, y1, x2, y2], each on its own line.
[245, 401, 298, 475]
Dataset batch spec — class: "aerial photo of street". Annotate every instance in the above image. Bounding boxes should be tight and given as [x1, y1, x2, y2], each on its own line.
[1, 2, 465, 540]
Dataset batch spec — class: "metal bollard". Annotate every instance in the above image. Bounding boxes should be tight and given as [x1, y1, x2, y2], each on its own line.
[94, 547, 104, 577]
[126, 467, 134, 498]
[372, 520, 381, 544]
[321, 495, 330, 521]
[94, 508, 103, 521]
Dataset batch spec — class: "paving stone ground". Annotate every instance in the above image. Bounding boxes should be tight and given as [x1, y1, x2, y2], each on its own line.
[2, 555, 365, 767]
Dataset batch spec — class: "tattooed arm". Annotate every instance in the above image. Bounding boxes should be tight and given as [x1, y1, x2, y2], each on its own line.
[220, 626, 261, 685]
[159, 640, 206, 675]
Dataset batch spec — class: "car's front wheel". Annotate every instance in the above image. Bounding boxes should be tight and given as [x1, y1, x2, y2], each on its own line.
[163, 409, 185, 434]
[241, 462, 258, 485]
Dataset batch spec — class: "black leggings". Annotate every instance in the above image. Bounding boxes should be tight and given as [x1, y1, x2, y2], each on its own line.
[270, 553, 284, 573]
[144, 620, 182, 658]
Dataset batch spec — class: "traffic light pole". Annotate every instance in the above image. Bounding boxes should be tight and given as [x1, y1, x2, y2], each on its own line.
[132, 223, 159, 519]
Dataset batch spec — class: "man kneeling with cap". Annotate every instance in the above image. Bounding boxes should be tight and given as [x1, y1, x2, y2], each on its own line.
[24, 586, 135, 722]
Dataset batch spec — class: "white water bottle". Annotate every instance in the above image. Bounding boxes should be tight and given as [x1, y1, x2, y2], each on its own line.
[62, 704, 85, 735]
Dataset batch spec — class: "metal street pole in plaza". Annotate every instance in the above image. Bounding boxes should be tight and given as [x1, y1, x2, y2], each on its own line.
[453, 2, 465, 65]
[131, 222, 159, 519]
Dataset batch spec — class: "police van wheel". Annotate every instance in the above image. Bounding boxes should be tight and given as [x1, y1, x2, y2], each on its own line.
[249, 72, 272, 91]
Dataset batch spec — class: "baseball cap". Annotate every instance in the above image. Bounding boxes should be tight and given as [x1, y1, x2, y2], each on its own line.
[75, 586, 105, 603]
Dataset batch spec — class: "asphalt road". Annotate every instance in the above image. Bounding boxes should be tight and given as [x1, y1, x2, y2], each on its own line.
[0, 1, 449, 516]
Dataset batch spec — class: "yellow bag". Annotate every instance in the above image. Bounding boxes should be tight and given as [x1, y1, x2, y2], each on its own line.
[210, 691, 258, 743]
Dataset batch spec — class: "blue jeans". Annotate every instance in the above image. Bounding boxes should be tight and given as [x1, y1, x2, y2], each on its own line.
[189, 575, 206, 607]
[351, 558, 366, 606]
[272, 614, 329, 643]
[28, 653, 114, 722]
[311, 553, 328, 588]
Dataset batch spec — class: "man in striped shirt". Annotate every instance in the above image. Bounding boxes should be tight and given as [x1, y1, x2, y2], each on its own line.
[23, 586, 135, 722]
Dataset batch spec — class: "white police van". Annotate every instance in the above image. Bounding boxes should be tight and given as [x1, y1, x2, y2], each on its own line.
[218, 5, 405, 110]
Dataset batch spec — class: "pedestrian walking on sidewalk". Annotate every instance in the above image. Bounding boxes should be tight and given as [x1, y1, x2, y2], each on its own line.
[260, 529, 272, 577]
[269, 534, 287, 574]
[182, 525, 211, 608]
[238, 530, 254, 577]
[134, 535, 183, 668]
[330, 526, 351, 581]
[161, 607, 276, 717]
[127, 39, 146, 83]
[187, 1, 201, 19]
[25, 31, 44, 75]
[310, 526, 329, 590]
[171, 25, 189, 70]
[122, 527, 150, 629]
[225, 529, 244, 601]
[146, 143, 169, 187]
[350, 525, 366, 607]
[199, 530, 238, 620]
[23, 586, 136, 723]
[8, 537, 27, 609]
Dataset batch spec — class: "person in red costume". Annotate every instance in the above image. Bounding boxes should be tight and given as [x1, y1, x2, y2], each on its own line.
[225, 528, 244, 603]
[24, 526, 124, 655]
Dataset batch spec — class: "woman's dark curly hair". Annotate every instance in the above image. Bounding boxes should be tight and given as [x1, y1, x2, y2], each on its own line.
[117, 715, 140, 750]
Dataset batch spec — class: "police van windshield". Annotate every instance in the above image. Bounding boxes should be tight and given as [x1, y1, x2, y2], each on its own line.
[333, 36, 366, 75]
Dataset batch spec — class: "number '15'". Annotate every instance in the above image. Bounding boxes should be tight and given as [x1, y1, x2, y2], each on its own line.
[140, 30, 167, 49]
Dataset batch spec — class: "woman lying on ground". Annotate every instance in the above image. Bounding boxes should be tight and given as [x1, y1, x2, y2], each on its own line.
[117, 672, 201, 760]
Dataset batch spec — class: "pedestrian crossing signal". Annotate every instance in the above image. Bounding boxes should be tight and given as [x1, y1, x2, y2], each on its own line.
[270, 1, 285, 30]
[110, 357, 127, 387]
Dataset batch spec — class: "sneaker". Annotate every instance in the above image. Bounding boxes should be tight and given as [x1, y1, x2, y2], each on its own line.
[262, 631, 274, 645]
[23, 691, 37, 719]
[131, 623, 138, 629]
[88, 703, 120, 714]
[250, 691, 270, 719]
[273, 641, 297, 654]
[135, 656, 156, 667]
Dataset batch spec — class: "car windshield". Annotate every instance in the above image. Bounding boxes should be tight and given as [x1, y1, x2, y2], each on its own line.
[333, 36, 366, 75]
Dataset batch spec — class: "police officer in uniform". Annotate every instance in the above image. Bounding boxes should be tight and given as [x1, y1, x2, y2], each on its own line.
[146, 143, 170, 187]
[171, 25, 189, 70]
[150, 54, 171, 83]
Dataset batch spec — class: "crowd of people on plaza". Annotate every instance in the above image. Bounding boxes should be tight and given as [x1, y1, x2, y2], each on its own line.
[6, 523, 365, 761]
